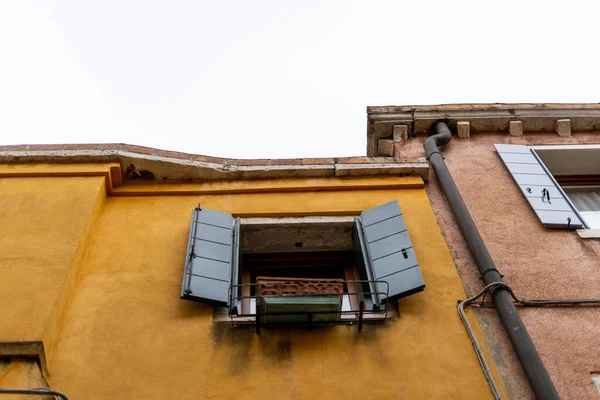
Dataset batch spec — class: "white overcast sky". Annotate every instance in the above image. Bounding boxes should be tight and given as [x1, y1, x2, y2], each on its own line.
[0, 1, 598, 158]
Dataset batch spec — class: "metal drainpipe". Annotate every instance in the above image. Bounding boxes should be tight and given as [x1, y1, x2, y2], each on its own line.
[424, 122, 560, 400]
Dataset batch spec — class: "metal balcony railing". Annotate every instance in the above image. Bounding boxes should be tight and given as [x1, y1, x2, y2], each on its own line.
[228, 279, 390, 333]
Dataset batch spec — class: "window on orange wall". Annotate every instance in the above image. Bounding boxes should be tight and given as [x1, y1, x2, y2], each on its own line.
[179, 201, 426, 326]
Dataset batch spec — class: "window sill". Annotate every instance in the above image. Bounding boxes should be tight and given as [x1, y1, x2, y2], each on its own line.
[576, 229, 600, 239]
[212, 309, 399, 325]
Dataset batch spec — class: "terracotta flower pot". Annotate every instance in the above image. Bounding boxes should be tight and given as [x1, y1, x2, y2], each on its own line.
[256, 277, 344, 297]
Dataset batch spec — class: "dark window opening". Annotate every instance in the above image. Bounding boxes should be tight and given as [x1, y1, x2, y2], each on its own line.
[239, 250, 364, 315]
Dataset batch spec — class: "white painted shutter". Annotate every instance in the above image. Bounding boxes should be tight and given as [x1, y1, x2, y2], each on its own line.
[495, 144, 586, 229]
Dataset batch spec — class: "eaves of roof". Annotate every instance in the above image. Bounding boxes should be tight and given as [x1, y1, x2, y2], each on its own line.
[0, 143, 428, 182]
[367, 103, 600, 156]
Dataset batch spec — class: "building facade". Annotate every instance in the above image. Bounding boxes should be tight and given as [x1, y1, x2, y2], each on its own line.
[2, 103, 600, 399]
[368, 103, 600, 399]
[0, 150, 494, 398]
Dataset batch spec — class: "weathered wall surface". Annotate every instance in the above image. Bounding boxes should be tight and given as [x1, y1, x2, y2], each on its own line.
[0, 358, 50, 400]
[0, 176, 106, 358]
[422, 132, 600, 399]
[4, 176, 495, 400]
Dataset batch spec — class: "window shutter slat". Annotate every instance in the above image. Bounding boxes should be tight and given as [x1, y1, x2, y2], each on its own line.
[363, 215, 407, 242]
[194, 240, 231, 263]
[189, 257, 231, 281]
[367, 231, 412, 260]
[181, 207, 234, 305]
[505, 162, 547, 175]
[355, 200, 425, 304]
[494, 144, 586, 229]
[372, 242, 418, 278]
[187, 276, 230, 305]
[194, 223, 233, 245]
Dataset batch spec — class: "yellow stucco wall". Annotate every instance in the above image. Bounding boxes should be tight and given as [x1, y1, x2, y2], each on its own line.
[0, 176, 106, 358]
[0, 167, 497, 399]
[0, 359, 49, 395]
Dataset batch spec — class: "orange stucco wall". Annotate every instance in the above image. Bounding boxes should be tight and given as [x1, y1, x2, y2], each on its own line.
[0, 167, 498, 399]
[0, 176, 106, 358]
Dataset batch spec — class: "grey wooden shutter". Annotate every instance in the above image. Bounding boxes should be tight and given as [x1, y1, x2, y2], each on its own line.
[353, 217, 379, 309]
[181, 207, 240, 306]
[494, 144, 586, 229]
[230, 217, 242, 314]
[354, 200, 425, 308]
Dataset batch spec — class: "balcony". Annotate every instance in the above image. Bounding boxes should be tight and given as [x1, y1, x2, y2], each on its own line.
[228, 277, 391, 333]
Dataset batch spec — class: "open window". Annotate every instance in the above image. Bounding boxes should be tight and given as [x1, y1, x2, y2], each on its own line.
[180, 201, 425, 329]
[534, 145, 600, 230]
[495, 144, 600, 231]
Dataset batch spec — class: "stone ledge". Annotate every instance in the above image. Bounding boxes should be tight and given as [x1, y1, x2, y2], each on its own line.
[335, 162, 429, 181]
[576, 229, 600, 239]
[0, 341, 48, 376]
[0, 147, 427, 182]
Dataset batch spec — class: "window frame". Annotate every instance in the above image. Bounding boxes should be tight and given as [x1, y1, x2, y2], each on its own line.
[184, 202, 423, 327]
[531, 145, 600, 235]
[562, 185, 600, 229]
[219, 216, 401, 326]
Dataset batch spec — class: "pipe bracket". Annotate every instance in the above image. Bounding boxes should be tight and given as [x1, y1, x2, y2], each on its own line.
[479, 268, 503, 281]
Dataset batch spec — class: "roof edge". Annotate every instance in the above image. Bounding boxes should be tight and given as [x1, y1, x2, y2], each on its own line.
[367, 103, 600, 156]
[367, 103, 600, 114]
[0, 146, 429, 182]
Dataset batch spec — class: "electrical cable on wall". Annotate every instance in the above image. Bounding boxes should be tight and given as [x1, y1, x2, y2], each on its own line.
[0, 387, 69, 399]
[458, 281, 600, 400]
